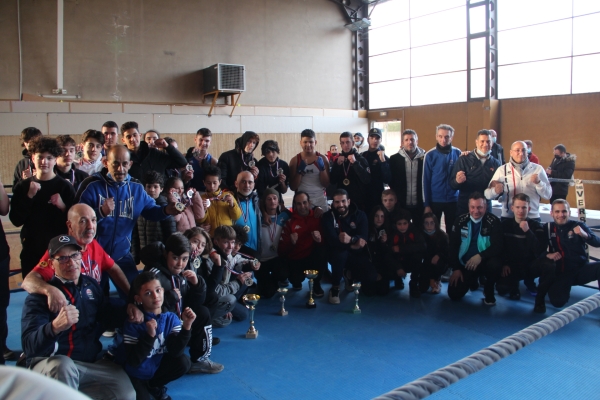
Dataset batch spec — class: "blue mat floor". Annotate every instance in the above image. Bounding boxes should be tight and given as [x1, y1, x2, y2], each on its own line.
[5, 279, 600, 399]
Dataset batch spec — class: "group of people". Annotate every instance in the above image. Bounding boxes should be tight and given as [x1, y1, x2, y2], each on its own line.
[0, 120, 594, 399]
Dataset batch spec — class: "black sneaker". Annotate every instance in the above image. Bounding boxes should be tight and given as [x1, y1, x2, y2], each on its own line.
[533, 302, 546, 314]
[525, 281, 538, 296]
[3, 346, 16, 361]
[148, 385, 171, 400]
[312, 281, 324, 298]
[509, 288, 521, 301]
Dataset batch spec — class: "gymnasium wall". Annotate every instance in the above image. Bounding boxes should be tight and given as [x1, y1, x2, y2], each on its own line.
[0, 0, 352, 108]
[368, 93, 600, 210]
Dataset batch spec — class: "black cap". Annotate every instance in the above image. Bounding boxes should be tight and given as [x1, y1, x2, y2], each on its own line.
[369, 128, 382, 138]
[48, 235, 82, 256]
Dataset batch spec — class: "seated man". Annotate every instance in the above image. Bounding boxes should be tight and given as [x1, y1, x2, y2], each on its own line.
[535, 199, 600, 313]
[278, 191, 325, 296]
[21, 235, 135, 399]
[497, 193, 547, 300]
[322, 189, 375, 304]
[448, 192, 503, 305]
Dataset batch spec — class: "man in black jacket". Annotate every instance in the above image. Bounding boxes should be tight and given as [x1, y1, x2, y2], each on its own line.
[489, 129, 505, 164]
[389, 129, 425, 227]
[361, 128, 391, 212]
[120, 121, 188, 181]
[497, 193, 547, 300]
[448, 192, 503, 305]
[546, 144, 576, 203]
[450, 129, 501, 216]
[218, 131, 260, 189]
[330, 132, 371, 210]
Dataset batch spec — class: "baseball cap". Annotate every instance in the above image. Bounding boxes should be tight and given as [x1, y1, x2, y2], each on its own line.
[48, 235, 82, 256]
[369, 128, 382, 138]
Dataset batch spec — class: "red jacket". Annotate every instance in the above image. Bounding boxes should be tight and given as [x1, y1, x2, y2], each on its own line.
[278, 209, 323, 260]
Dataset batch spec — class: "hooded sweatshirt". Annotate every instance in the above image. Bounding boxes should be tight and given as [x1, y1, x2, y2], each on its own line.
[217, 131, 259, 189]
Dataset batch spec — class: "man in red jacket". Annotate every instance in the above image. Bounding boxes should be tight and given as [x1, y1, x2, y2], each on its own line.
[278, 191, 325, 297]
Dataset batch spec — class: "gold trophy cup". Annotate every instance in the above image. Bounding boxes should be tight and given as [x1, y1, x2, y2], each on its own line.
[242, 294, 260, 339]
[304, 270, 319, 309]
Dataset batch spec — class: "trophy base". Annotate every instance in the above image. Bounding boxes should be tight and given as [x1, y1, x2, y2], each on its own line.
[353, 308, 361, 314]
[246, 330, 259, 339]
[278, 309, 288, 316]
[306, 302, 317, 309]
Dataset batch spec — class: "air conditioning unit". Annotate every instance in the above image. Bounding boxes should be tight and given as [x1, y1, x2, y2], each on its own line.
[203, 63, 246, 93]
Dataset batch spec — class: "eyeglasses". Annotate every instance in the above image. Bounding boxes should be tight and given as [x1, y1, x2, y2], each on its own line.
[52, 252, 82, 264]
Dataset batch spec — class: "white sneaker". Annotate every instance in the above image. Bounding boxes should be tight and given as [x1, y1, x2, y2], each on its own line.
[328, 287, 340, 305]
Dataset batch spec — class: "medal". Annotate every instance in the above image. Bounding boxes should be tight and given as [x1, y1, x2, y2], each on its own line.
[378, 229, 385, 238]
[343, 178, 350, 186]
[76, 151, 83, 158]
[192, 257, 201, 269]
[248, 160, 256, 168]
[175, 202, 185, 212]
[187, 189, 194, 199]
[252, 258, 259, 267]
[186, 164, 194, 172]
[270, 244, 276, 252]
[171, 191, 181, 202]
[244, 225, 251, 233]
[277, 168, 283, 175]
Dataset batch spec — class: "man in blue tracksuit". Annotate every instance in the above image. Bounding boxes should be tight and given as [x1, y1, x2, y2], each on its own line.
[423, 124, 462, 229]
[76, 145, 182, 293]
[535, 199, 600, 313]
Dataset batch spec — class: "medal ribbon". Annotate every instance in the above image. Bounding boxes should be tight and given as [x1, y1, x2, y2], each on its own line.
[170, 276, 182, 317]
[268, 160, 280, 178]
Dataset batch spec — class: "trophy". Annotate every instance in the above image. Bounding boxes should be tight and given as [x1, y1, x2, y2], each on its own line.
[352, 283, 362, 314]
[277, 287, 288, 316]
[304, 270, 319, 309]
[242, 294, 260, 339]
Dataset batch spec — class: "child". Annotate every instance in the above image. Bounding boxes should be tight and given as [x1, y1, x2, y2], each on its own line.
[381, 189, 402, 218]
[163, 176, 205, 233]
[204, 226, 251, 327]
[367, 205, 391, 296]
[420, 212, 449, 295]
[198, 166, 242, 236]
[9, 136, 75, 278]
[136, 171, 176, 251]
[13, 126, 42, 187]
[55, 135, 89, 191]
[140, 233, 224, 374]
[385, 211, 426, 298]
[77, 129, 105, 175]
[119, 271, 195, 400]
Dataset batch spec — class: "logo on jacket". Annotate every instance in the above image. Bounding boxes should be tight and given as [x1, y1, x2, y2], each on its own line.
[294, 225, 301, 230]
[86, 288, 94, 300]
[99, 195, 134, 220]
[350, 222, 356, 229]
[568, 230, 574, 239]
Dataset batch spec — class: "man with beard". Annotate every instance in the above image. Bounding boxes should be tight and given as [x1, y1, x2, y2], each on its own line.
[546, 144, 576, 203]
[330, 132, 371, 210]
[389, 129, 426, 226]
[321, 189, 373, 304]
[423, 124, 462, 230]
[218, 131, 260, 189]
[233, 171, 261, 256]
[361, 128, 391, 212]
[278, 191, 325, 297]
[289, 129, 330, 210]
[76, 145, 183, 293]
[450, 129, 501, 216]
[534, 199, 600, 313]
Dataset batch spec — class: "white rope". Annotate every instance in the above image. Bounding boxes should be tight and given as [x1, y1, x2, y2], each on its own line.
[373, 293, 600, 400]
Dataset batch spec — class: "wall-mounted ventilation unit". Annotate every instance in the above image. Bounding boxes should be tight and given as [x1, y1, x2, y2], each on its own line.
[203, 63, 246, 93]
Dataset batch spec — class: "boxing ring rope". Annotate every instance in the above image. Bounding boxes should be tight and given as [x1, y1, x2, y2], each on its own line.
[373, 293, 600, 400]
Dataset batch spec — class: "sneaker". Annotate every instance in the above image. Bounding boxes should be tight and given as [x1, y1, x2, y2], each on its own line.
[533, 302, 546, 314]
[509, 288, 521, 301]
[525, 281, 538, 296]
[212, 337, 220, 346]
[148, 385, 171, 400]
[394, 278, 404, 291]
[189, 358, 224, 374]
[328, 287, 340, 305]
[3, 346, 16, 361]
[277, 279, 290, 288]
[312, 281, 324, 298]
[291, 282, 302, 291]
[102, 329, 116, 338]
[483, 294, 496, 306]
[440, 268, 452, 283]
[430, 279, 441, 295]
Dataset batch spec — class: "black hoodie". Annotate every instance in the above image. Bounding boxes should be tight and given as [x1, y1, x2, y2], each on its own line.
[217, 131, 259, 189]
